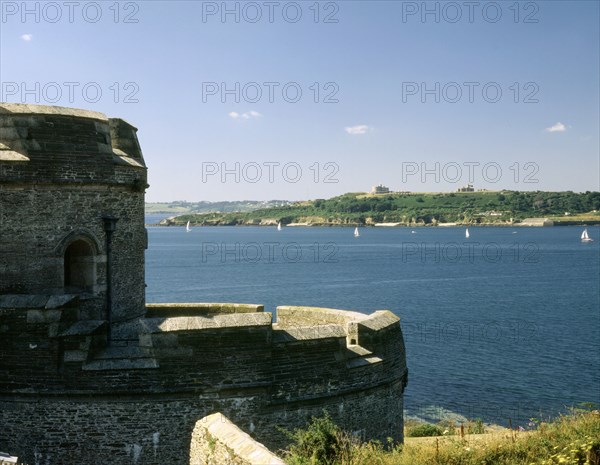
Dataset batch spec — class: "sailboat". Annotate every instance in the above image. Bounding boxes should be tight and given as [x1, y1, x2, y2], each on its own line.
[186, 221, 191, 232]
[277, 222, 282, 231]
[354, 227, 360, 238]
[465, 227, 470, 239]
[581, 228, 594, 242]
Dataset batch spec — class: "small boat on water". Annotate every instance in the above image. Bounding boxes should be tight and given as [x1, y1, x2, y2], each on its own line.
[465, 228, 470, 239]
[277, 222, 282, 231]
[354, 227, 360, 238]
[186, 221, 191, 232]
[581, 228, 594, 242]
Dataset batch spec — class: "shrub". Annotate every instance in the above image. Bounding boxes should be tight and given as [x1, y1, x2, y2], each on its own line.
[285, 412, 342, 465]
[406, 423, 444, 437]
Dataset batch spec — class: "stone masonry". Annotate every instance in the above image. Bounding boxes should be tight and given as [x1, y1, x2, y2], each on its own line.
[190, 412, 286, 465]
[0, 103, 408, 465]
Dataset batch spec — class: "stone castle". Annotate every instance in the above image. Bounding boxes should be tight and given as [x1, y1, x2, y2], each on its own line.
[0, 103, 408, 464]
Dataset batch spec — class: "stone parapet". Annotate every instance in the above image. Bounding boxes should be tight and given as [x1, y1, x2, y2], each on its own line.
[190, 413, 286, 465]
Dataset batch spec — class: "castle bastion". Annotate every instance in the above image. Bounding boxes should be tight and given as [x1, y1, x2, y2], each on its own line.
[0, 103, 408, 465]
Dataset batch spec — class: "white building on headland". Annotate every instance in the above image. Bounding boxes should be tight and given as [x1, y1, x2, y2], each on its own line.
[371, 184, 390, 194]
[457, 183, 475, 192]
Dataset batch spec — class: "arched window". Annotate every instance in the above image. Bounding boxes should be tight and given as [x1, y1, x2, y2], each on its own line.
[64, 239, 96, 291]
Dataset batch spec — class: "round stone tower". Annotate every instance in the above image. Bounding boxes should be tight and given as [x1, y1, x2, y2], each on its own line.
[0, 103, 148, 324]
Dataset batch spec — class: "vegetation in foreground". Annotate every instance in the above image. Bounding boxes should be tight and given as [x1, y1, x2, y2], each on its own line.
[164, 191, 600, 226]
[281, 406, 600, 465]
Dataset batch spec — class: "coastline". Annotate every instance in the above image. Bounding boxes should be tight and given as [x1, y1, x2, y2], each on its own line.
[146, 220, 600, 228]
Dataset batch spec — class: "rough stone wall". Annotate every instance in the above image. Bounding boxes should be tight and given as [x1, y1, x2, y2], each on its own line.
[0, 104, 407, 465]
[0, 303, 407, 465]
[0, 397, 268, 465]
[0, 103, 147, 322]
[0, 382, 402, 465]
[0, 385, 402, 464]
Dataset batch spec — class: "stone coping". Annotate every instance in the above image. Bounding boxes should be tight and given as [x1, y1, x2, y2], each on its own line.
[0, 150, 29, 161]
[272, 324, 346, 342]
[0, 452, 19, 464]
[113, 153, 145, 168]
[0, 103, 108, 121]
[143, 305, 400, 340]
[276, 306, 399, 328]
[0, 297, 400, 340]
[276, 305, 369, 326]
[143, 312, 272, 333]
[359, 310, 401, 331]
[193, 413, 286, 465]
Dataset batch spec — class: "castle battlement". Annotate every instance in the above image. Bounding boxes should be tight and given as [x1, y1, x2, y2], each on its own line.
[0, 297, 406, 391]
[0, 104, 407, 465]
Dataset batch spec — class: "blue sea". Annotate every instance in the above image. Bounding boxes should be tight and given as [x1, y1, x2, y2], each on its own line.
[145, 215, 600, 427]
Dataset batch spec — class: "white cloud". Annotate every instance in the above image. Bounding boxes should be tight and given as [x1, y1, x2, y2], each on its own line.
[229, 110, 262, 120]
[21, 34, 33, 42]
[546, 122, 566, 133]
[345, 125, 370, 135]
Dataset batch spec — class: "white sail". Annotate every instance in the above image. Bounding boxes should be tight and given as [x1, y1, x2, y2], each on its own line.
[465, 228, 470, 239]
[581, 229, 593, 242]
[186, 221, 191, 232]
[354, 227, 360, 237]
[277, 222, 282, 231]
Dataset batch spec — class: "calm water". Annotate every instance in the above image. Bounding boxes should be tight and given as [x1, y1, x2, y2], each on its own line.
[145, 217, 600, 426]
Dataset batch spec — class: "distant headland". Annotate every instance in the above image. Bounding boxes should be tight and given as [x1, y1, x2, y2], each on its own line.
[147, 190, 600, 227]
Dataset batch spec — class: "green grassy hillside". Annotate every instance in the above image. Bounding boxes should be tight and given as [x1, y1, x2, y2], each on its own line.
[162, 191, 600, 226]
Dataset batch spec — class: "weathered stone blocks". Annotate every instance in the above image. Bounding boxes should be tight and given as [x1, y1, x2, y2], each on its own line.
[0, 104, 407, 465]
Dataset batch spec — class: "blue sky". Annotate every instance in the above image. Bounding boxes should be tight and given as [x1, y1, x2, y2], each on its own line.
[1, 1, 599, 201]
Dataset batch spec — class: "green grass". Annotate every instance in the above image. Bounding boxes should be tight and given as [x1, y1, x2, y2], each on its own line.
[405, 423, 445, 437]
[282, 407, 600, 465]
[546, 212, 600, 225]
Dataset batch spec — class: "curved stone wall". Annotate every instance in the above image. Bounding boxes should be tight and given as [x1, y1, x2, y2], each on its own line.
[0, 300, 407, 464]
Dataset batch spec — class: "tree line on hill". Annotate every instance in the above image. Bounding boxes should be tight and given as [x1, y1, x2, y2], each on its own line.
[165, 191, 600, 226]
